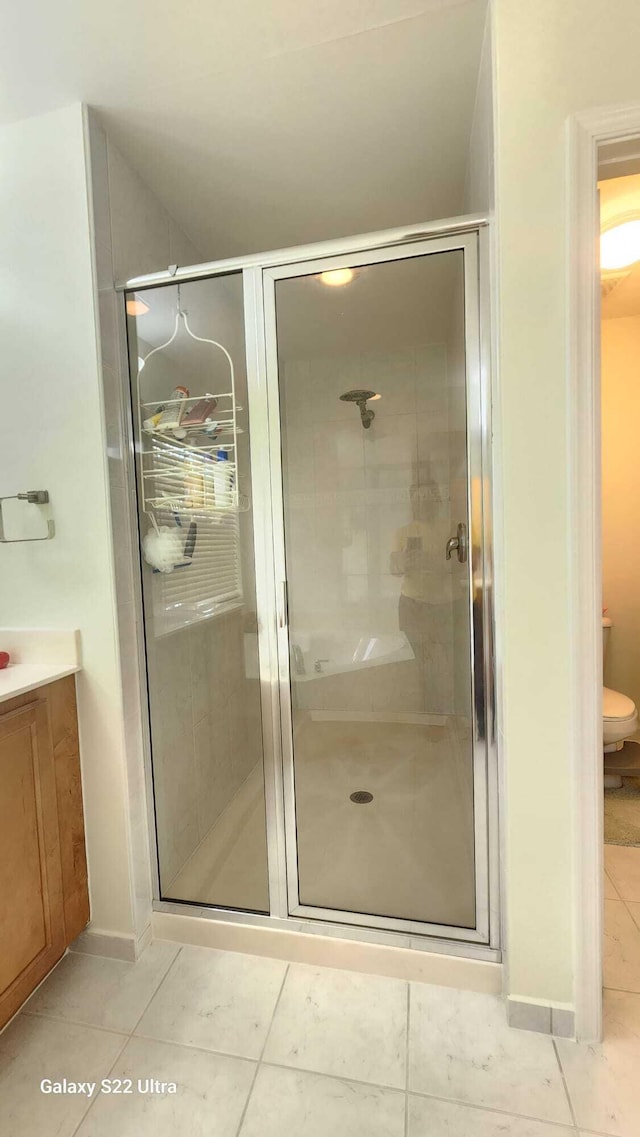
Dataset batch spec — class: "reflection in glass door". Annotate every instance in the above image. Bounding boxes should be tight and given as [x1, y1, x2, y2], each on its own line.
[266, 234, 488, 937]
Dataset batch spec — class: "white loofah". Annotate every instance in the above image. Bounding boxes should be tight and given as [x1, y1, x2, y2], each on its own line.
[142, 525, 184, 573]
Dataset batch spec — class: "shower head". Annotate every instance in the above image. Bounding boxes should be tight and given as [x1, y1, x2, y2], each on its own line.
[339, 389, 377, 429]
[339, 389, 377, 404]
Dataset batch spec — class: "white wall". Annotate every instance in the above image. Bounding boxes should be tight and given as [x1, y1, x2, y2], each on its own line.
[602, 315, 640, 724]
[0, 104, 136, 938]
[464, 6, 494, 216]
[494, 0, 640, 1009]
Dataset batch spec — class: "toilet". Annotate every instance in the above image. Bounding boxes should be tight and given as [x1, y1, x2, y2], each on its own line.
[603, 685, 638, 750]
[603, 616, 638, 786]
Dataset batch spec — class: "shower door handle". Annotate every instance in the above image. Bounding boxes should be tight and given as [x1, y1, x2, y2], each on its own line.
[279, 580, 289, 628]
[446, 523, 468, 563]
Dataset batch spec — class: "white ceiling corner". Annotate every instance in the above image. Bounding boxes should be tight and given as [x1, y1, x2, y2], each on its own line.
[1, 0, 488, 259]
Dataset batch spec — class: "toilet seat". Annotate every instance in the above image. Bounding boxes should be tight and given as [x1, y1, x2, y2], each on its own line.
[603, 686, 638, 746]
[603, 686, 636, 721]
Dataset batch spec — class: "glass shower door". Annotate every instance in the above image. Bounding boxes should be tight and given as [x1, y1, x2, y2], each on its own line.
[265, 233, 488, 938]
[126, 274, 270, 914]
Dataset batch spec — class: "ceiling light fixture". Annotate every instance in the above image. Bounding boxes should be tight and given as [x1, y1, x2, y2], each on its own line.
[126, 296, 150, 316]
[601, 219, 640, 271]
[319, 268, 355, 287]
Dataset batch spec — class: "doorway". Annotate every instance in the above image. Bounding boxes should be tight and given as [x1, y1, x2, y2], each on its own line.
[569, 107, 640, 1041]
[124, 219, 497, 951]
[598, 159, 640, 992]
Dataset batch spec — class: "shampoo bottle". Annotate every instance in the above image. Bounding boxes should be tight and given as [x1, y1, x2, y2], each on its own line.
[213, 449, 234, 507]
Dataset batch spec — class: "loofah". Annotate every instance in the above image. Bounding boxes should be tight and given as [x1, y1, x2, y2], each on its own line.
[142, 525, 185, 573]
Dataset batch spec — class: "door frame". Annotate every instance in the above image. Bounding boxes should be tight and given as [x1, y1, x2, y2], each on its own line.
[568, 102, 640, 1041]
[260, 228, 497, 945]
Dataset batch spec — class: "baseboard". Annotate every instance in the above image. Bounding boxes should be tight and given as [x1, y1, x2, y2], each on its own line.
[507, 996, 575, 1038]
[70, 923, 152, 962]
[152, 910, 502, 993]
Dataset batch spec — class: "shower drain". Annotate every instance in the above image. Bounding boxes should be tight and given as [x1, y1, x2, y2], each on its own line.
[350, 790, 373, 804]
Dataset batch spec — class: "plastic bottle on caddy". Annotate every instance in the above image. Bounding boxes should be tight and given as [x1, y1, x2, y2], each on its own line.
[213, 448, 234, 507]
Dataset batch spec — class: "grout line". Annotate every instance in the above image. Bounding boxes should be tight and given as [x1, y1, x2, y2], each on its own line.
[621, 896, 640, 933]
[132, 1029, 265, 1062]
[19, 945, 184, 1046]
[233, 963, 291, 1137]
[262, 1058, 411, 1095]
[69, 1031, 131, 1137]
[404, 982, 411, 1137]
[552, 1038, 578, 1129]
[408, 1086, 577, 1131]
[19, 1009, 131, 1039]
[603, 871, 621, 901]
[256, 963, 290, 1064]
[578, 1129, 631, 1137]
[80, 1031, 260, 1066]
[129, 945, 184, 1037]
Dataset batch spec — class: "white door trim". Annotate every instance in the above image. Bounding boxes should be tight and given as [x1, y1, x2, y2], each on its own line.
[568, 102, 640, 1042]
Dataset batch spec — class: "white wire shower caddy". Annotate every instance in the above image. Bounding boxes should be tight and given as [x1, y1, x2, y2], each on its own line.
[135, 294, 247, 517]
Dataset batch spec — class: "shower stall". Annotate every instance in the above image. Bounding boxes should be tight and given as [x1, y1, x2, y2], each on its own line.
[123, 217, 498, 954]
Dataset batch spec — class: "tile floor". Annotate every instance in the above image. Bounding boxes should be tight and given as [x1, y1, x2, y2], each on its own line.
[604, 844, 640, 994]
[2, 936, 640, 1136]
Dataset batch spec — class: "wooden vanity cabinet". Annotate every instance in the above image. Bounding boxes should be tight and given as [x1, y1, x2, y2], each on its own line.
[0, 676, 89, 1029]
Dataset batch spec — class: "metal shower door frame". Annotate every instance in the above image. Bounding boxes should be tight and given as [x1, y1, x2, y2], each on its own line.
[120, 215, 498, 955]
[258, 228, 495, 945]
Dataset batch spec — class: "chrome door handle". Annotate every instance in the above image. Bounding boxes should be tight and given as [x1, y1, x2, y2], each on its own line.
[446, 522, 468, 563]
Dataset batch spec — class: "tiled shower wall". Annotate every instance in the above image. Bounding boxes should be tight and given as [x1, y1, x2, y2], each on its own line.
[282, 343, 460, 716]
[87, 114, 251, 893]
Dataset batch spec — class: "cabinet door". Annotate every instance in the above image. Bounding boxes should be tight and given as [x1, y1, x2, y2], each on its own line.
[0, 700, 65, 1028]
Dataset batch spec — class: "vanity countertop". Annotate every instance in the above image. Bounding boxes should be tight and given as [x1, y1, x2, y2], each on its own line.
[0, 629, 81, 704]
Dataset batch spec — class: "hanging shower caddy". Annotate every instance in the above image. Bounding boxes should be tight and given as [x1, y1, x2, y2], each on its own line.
[135, 289, 247, 517]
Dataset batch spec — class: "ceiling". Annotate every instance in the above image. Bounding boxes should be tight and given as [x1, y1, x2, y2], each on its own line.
[0, 0, 487, 259]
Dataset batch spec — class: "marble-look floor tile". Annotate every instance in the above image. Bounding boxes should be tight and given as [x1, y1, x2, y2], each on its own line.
[263, 964, 407, 1088]
[408, 1095, 576, 1136]
[556, 988, 640, 1136]
[24, 941, 179, 1033]
[605, 873, 620, 900]
[626, 901, 640, 932]
[604, 899, 640, 993]
[0, 1014, 125, 1137]
[408, 984, 572, 1125]
[605, 846, 640, 902]
[75, 1036, 255, 1137]
[135, 945, 287, 1059]
[240, 1064, 405, 1137]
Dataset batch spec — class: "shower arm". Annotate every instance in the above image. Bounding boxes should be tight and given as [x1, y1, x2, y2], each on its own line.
[339, 389, 377, 429]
